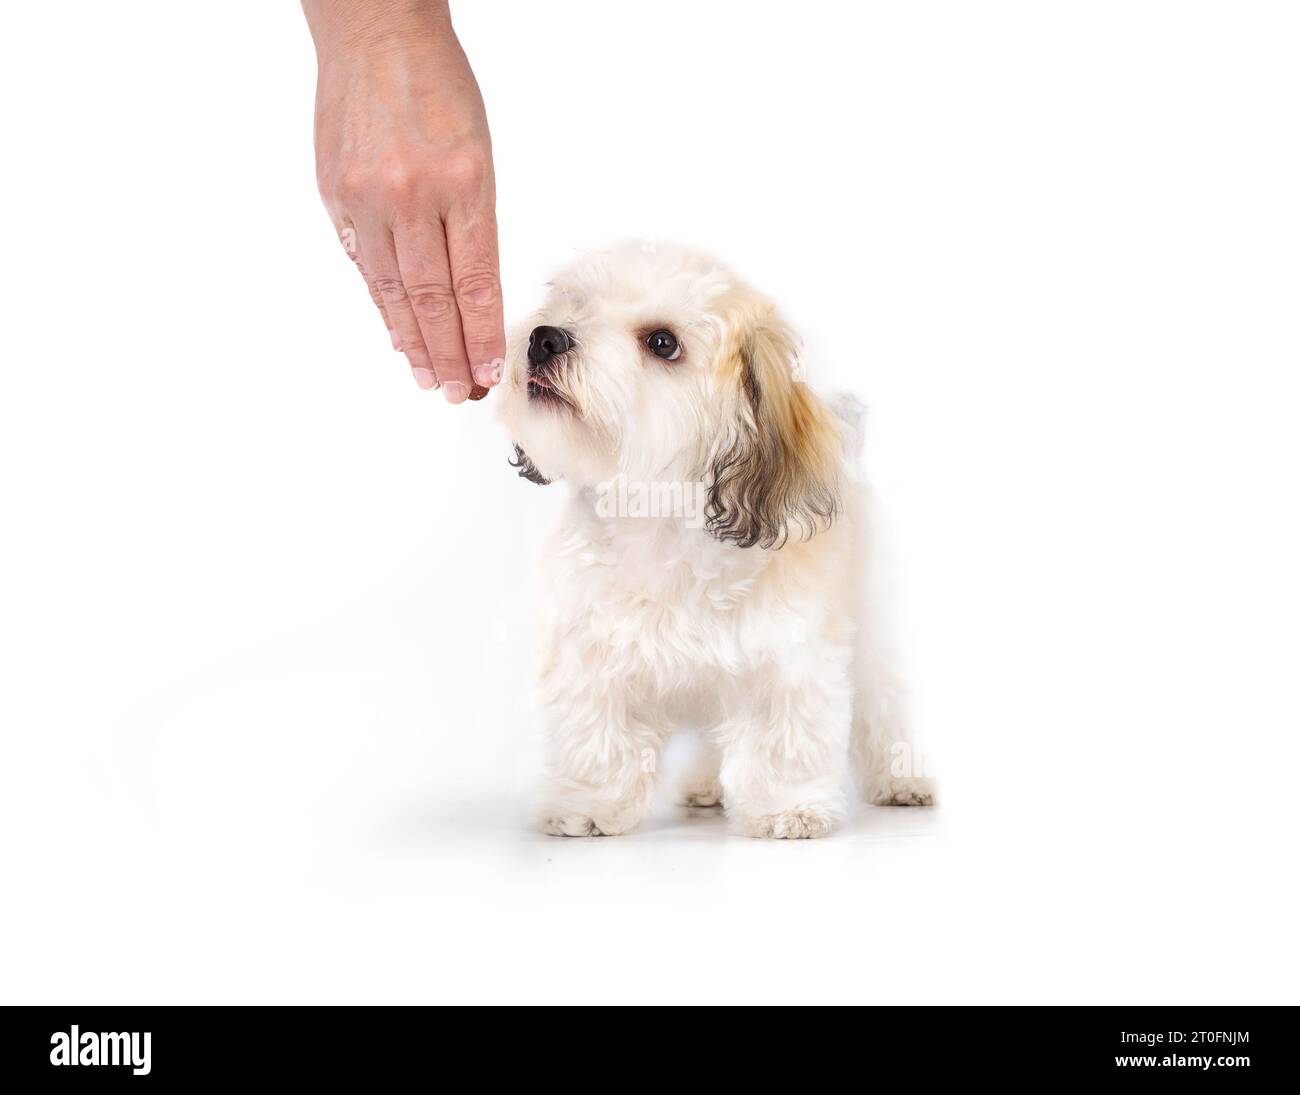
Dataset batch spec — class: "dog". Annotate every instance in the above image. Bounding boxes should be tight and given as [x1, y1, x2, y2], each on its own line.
[497, 243, 935, 838]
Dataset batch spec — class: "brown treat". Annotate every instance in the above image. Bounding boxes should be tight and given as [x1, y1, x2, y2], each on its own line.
[468, 384, 490, 401]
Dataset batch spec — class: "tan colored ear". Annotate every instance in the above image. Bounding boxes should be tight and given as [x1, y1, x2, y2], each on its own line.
[705, 306, 841, 548]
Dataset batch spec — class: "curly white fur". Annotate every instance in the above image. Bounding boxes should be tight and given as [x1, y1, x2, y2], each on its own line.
[498, 244, 935, 838]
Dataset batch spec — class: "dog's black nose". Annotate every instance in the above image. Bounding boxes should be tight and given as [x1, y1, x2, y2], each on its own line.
[528, 325, 572, 368]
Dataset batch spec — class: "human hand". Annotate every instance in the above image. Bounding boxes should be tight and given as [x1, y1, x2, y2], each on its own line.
[304, 1, 504, 402]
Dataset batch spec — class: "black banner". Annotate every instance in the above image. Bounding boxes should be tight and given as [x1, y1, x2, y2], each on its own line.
[0, 1007, 1288, 1083]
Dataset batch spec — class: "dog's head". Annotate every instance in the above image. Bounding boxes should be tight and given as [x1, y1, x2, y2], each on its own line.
[497, 244, 842, 548]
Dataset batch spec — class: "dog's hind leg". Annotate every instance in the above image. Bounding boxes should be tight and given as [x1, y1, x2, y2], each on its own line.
[848, 639, 935, 806]
[846, 485, 937, 806]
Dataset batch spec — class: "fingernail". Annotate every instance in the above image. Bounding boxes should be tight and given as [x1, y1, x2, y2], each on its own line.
[391, 329, 403, 352]
[413, 368, 438, 390]
[442, 381, 469, 404]
[472, 357, 505, 388]
[468, 384, 489, 401]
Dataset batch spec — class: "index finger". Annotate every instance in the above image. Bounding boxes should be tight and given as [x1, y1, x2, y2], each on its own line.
[446, 203, 506, 390]
[393, 219, 475, 404]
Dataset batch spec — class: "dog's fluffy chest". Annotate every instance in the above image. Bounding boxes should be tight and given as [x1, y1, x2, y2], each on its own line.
[540, 499, 832, 687]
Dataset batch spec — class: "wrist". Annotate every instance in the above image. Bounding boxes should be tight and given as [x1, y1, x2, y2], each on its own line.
[302, 0, 453, 60]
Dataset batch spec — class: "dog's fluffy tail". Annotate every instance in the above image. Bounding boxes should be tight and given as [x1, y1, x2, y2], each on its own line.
[828, 391, 867, 464]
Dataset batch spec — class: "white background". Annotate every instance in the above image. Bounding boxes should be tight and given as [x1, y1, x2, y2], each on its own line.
[1, 1, 1297, 1004]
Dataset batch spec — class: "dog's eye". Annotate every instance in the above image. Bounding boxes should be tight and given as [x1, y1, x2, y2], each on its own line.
[645, 329, 681, 361]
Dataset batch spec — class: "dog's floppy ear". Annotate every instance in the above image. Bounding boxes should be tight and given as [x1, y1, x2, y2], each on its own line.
[509, 443, 551, 486]
[705, 307, 840, 548]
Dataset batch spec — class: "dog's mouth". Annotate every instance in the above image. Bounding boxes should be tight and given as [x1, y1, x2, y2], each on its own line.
[526, 367, 572, 408]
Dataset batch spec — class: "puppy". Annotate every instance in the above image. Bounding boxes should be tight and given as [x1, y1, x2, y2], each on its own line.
[498, 244, 934, 838]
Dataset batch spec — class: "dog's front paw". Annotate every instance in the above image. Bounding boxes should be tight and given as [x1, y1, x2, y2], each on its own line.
[538, 805, 637, 837]
[733, 803, 840, 839]
[540, 813, 603, 837]
[869, 775, 937, 806]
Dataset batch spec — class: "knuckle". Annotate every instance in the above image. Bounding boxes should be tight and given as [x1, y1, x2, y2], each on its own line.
[453, 268, 501, 309]
[406, 281, 457, 321]
[378, 162, 420, 206]
[335, 161, 424, 207]
[371, 275, 408, 304]
[334, 168, 370, 204]
[441, 152, 489, 193]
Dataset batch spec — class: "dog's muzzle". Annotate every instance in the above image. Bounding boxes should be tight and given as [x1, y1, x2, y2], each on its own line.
[526, 325, 574, 403]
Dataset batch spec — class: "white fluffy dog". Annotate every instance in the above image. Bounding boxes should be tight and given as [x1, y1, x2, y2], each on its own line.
[497, 244, 935, 838]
